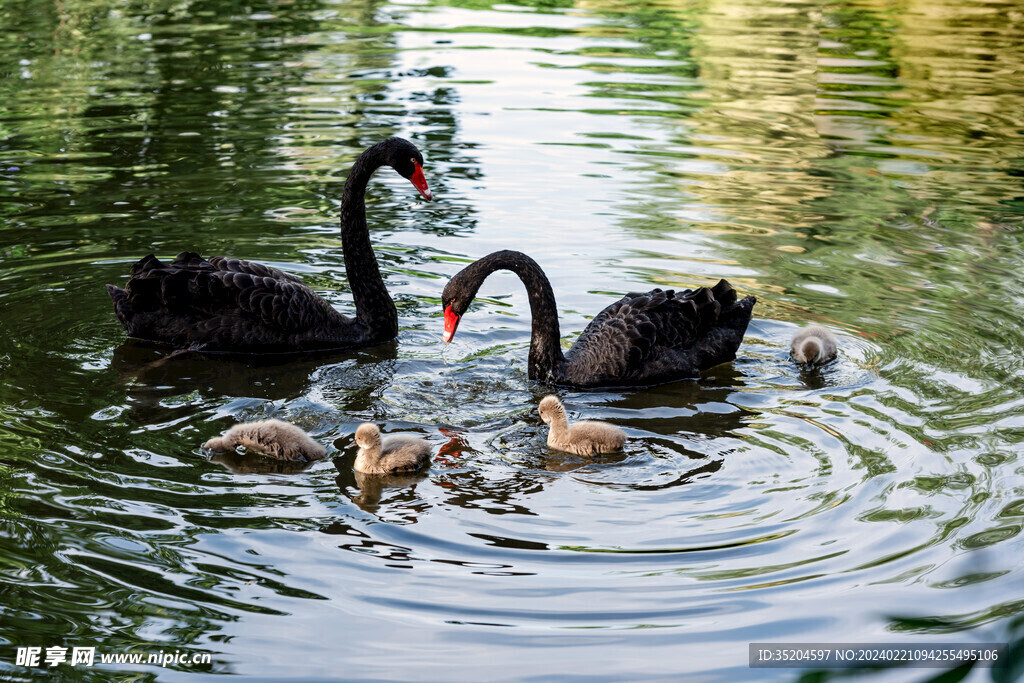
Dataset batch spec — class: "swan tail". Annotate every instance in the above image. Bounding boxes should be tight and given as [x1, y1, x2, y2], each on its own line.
[711, 279, 755, 331]
[711, 279, 738, 307]
[106, 283, 131, 331]
[129, 253, 162, 276]
[678, 281, 755, 371]
[109, 254, 211, 342]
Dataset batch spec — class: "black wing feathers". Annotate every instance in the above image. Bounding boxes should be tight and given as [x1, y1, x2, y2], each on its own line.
[564, 280, 755, 386]
[108, 252, 351, 352]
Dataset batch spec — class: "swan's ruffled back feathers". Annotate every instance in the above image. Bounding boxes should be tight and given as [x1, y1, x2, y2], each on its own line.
[563, 280, 754, 386]
[110, 252, 355, 352]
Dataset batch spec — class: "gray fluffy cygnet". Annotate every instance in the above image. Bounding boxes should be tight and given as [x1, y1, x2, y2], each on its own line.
[790, 325, 838, 364]
[203, 419, 326, 462]
[538, 395, 626, 456]
[353, 423, 431, 474]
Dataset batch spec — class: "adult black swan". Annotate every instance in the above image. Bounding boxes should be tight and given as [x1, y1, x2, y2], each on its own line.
[106, 138, 431, 354]
[441, 250, 755, 388]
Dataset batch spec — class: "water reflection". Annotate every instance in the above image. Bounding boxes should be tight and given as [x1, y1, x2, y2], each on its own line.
[210, 450, 318, 475]
[112, 342, 325, 400]
[338, 468, 430, 513]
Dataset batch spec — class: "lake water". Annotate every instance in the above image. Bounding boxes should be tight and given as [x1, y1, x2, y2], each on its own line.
[1, 0, 1022, 680]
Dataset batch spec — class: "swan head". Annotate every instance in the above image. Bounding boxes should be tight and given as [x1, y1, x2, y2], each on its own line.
[440, 275, 476, 344]
[385, 138, 431, 201]
[354, 422, 382, 449]
[441, 250, 537, 344]
[537, 395, 565, 425]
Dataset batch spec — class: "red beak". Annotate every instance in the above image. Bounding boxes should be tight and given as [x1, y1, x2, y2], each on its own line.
[443, 306, 461, 343]
[409, 161, 431, 201]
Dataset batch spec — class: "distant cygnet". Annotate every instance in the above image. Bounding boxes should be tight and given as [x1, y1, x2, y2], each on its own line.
[353, 423, 431, 474]
[203, 419, 326, 462]
[790, 325, 838, 364]
[538, 395, 626, 456]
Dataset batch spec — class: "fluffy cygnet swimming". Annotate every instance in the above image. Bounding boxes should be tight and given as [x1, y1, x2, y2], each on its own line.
[353, 423, 431, 474]
[537, 395, 626, 456]
[203, 419, 326, 462]
[790, 325, 838, 364]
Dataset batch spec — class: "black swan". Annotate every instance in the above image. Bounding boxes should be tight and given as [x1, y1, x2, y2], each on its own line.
[538, 395, 626, 455]
[791, 325, 837, 364]
[106, 138, 431, 354]
[353, 423, 432, 474]
[441, 250, 756, 387]
[203, 418, 326, 462]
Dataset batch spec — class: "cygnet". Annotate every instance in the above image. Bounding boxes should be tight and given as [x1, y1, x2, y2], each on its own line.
[353, 423, 432, 474]
[791, 325, 838, 364]
[203, 419, 326, 462]
[538, 395, 626, 456]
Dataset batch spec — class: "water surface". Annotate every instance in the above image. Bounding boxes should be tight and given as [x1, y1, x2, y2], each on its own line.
[1, 0, 1023, 679]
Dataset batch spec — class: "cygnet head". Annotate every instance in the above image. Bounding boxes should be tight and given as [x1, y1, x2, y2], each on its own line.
[355, 422, 382, 449]
[791, 324, 838, 364]
[538, 395, 566, 425]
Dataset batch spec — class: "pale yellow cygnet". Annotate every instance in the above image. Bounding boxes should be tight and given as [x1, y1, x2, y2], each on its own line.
[353, 423, 432, 474]
[538, 395, 626, 456]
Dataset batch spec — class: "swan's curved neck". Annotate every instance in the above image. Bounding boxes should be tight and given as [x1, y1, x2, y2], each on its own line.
[465, 251, 565, 380]
[340, 142, 398, 339]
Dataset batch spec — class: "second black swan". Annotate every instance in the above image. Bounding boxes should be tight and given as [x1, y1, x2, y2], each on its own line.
[441, 250, 755, 387]
[106, 137, 431, 354]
